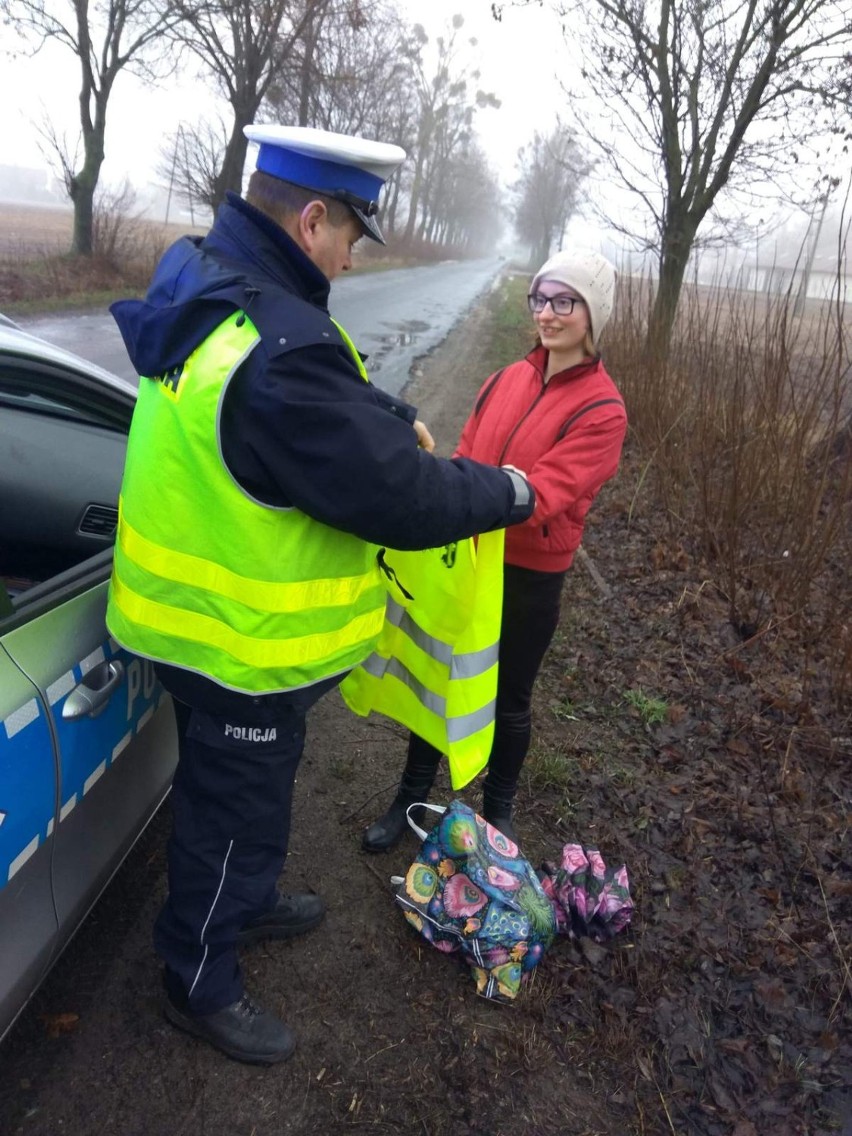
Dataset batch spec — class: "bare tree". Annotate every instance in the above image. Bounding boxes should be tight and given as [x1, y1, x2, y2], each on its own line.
[402, 15, 499, 248]
[168, 0, 345, 212]
[266, 6, 499, 253]
[1, 0, 186, 255]
[432, 141, 503, 255]
[513, 125, 589, 267]
[416, 83, 499, 247]
[499, 0, 852, 351]
[157, 119, 230, 218]
[264, 0, 419, 238]
[267, 0, 414, 139]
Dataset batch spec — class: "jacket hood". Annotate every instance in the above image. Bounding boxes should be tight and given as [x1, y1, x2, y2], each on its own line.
[110, 196, 331, 378]
[111, 237, 252, 377]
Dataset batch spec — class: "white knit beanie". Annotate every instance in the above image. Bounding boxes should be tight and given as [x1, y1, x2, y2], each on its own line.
[530, 250, 616, 343]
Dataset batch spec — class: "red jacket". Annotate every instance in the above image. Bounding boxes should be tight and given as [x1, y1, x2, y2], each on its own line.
[455, 347, 627, 572]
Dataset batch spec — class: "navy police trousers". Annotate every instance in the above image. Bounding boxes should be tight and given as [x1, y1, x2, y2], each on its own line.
[155, 682, 331, 1015]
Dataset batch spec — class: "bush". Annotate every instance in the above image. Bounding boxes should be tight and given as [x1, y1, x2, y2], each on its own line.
[0, 197, 186, 311]
[605, 271, 852, 704]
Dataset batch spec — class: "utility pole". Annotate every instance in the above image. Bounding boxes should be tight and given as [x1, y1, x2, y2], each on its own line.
[164, 132, 178, 226]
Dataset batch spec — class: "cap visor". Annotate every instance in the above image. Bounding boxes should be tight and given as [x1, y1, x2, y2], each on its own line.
[351, 205, 385, 245]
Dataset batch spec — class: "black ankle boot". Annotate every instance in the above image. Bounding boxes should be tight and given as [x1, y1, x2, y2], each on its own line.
[363, 738, 441, 853]
[361, 796, 425, 853]
[482, 777, 520, 846]
[482, 806, 518, 846]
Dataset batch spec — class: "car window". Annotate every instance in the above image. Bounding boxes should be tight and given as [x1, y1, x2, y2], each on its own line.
[0, 355, 133, 601]
[0, 387, 119, 429]
[0, 363, 131, 430]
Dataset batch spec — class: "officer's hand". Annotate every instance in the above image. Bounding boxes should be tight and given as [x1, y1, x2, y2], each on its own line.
[413, 419, 436, 452]
[501, 463, 527, 479]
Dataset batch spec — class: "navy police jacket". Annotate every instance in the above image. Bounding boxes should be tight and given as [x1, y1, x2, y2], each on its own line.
[111, 194, 533, 714]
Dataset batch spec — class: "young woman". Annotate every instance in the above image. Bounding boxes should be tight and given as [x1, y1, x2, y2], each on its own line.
[363, 250, 628, 850]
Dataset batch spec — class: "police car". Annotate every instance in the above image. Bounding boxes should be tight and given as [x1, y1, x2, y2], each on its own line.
[0, 317, 177, 1042]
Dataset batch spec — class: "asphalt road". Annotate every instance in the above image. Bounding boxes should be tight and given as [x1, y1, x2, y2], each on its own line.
[16, 258, 504, 396]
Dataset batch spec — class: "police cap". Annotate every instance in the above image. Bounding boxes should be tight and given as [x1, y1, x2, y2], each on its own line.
[243, 124, 405, 245]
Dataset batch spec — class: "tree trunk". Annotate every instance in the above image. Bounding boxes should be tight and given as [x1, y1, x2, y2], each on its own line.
[69, 164, 99, 256]
[402, 171, 422, 244]
[532, 236, 549, 270]
[211, 117, 254, 213]
[648, 214, 699, 356]
[69, 98, 107, 256]
[297, 11, 319, 126]
[403, 125, 430, 244]
[385, 173, 401, 236]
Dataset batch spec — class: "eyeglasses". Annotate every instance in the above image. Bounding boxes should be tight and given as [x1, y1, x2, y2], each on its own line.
[527, 292, 582, 316]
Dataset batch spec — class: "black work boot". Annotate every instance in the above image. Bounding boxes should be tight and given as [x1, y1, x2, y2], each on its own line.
[164, 993, 295, 1065]
[362, 737, 441, 853]
[237, 892, 325, 945]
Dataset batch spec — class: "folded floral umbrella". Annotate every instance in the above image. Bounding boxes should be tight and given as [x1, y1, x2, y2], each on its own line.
[538, 844, 633, 942]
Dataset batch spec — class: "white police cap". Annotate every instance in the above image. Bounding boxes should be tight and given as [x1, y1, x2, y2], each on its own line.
[243, 124, 405, 245]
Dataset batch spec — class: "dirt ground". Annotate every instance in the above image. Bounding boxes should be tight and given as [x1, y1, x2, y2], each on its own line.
[1, 298, 850, 1136]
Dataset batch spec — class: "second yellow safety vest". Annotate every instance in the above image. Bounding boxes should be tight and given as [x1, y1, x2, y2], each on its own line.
[340, 529, 504, 789]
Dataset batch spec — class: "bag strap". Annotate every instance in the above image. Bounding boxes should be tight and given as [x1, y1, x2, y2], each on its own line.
[407, 801, 446, 842]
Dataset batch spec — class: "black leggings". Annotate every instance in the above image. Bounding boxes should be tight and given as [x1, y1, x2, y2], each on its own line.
[406, 563, 566, 791]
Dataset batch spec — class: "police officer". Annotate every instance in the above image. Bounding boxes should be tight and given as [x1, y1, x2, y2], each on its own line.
[106, 125, 534, 1065]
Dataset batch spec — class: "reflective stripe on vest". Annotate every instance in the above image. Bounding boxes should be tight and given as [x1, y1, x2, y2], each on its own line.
[340, 529, 504, 789]
[107, 309, 385, 694]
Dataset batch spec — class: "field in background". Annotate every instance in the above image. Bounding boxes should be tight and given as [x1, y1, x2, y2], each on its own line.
[0, 201, 413, 312]
[0, 202, 206, 259]
[0, 201, 209, 313]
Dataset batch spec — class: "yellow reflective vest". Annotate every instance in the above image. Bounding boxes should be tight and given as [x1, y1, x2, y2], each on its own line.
[106, 311, 386, 694]
[340, 529, 504, 790]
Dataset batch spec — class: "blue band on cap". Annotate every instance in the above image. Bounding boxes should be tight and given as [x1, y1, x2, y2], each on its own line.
[256, 145, 383, 202]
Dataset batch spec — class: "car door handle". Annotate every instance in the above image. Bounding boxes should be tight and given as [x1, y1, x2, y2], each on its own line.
[62, 659, 125, 720]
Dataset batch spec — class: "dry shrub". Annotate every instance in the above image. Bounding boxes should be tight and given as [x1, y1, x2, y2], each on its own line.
[0, 193, 175, 307]
[0, 251, 126, 305]
[606, 269, 852, 702]
[92, 181, 169, 284]
[92, 181, 139, 265]
[375, 233, 465, 264]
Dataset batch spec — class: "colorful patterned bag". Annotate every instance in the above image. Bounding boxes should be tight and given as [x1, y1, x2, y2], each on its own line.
[391, 800, 557, 1003]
